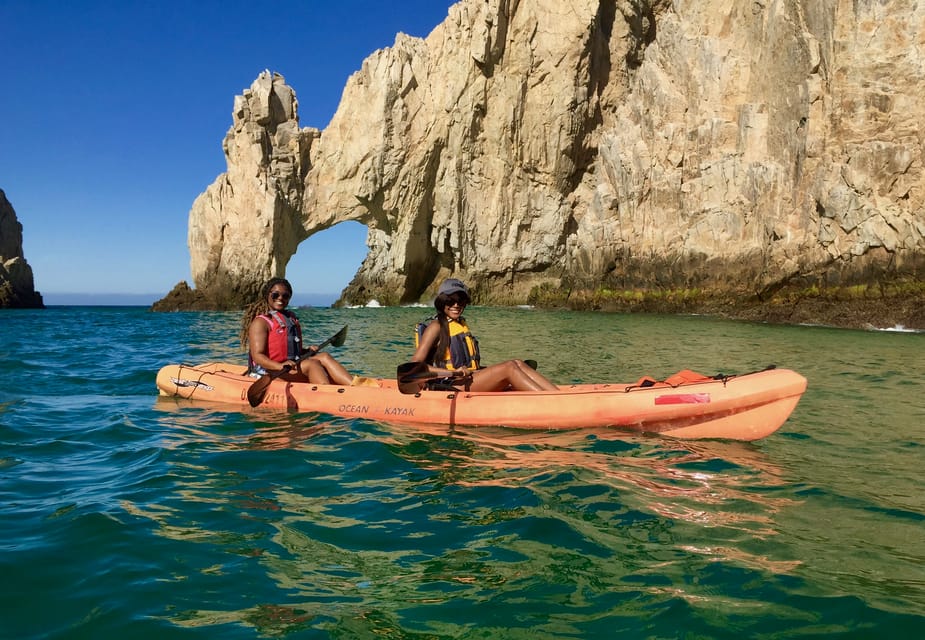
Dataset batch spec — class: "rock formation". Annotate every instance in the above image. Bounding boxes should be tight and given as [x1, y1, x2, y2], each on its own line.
[161, 0, 924, 322]
[0, 189, 43, 309]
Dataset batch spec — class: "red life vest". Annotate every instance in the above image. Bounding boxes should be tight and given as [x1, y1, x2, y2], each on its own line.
[253, 310, 303, 365]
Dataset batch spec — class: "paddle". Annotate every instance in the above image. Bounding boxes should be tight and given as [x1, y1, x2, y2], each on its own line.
[247, 325, 348, 407]
[396, 358, 538, 395]
[397, 361, 433, 394]
[396, 361, 473, 394]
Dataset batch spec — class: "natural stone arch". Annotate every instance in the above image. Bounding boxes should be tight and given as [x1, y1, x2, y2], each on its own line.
[156, 0, 925, 322]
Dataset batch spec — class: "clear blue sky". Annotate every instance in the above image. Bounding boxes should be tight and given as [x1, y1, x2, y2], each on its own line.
[0, 0, 456, 304]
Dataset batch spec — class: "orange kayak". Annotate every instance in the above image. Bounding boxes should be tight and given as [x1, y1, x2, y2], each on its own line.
[155, 363, 807, 441]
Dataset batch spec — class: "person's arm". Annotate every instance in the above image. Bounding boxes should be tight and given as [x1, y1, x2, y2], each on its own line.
[410, 321, 439, 365]
[248, 318, 295, 372]
[410, 321, 466, 378]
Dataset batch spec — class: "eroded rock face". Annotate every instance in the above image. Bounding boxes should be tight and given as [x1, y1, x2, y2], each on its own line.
[174, 0, 925, 311]
[186, 70, 320, 305]
[0, 189, 43, 309]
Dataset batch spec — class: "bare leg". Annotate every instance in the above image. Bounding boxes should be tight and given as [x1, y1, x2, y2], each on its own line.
[300, 352, 353, 385]
[513, 359, 558, 390]
[468, 360, 557, 391]
[301, 357, 330, 383]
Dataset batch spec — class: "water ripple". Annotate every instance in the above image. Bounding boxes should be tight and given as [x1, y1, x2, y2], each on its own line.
[1, 307, 922, 637]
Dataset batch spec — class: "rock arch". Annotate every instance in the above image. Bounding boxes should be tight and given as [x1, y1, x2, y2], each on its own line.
[159, 0, 925, 315]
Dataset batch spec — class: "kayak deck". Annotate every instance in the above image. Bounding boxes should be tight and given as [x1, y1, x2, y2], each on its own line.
[155, 362, 807, 441]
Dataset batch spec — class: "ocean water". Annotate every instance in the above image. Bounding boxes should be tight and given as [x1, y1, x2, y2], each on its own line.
[1, 305, 922, 639]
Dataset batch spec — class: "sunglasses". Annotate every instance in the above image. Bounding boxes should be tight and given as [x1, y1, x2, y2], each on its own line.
[270, 291, 291, 301]
[446, 296, 468, 307]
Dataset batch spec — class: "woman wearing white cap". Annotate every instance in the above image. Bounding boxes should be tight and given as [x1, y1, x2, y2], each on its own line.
[409, 278, 558, 391]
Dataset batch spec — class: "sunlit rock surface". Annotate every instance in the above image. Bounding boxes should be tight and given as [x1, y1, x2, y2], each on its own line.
[0, 189, 43, 309]
[169, 0, 924, 323]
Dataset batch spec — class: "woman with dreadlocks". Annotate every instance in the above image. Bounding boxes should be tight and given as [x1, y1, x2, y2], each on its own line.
[239, 278, 354, 385]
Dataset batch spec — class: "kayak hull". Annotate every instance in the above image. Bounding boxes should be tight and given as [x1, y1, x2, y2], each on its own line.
[155, 363, 807, 441]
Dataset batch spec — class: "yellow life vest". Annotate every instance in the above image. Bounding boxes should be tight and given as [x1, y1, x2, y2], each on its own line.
[415, 316, 480, 370]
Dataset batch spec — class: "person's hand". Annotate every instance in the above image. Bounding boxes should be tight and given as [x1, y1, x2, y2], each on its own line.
[452, 368, 471, 378]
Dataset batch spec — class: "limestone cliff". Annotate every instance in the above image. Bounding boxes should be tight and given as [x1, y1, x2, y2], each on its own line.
[166, 0, 924, 319]
[0, 189, 43, 309]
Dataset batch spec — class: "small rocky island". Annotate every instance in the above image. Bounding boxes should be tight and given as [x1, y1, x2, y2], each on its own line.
[0, 189, 43, 309]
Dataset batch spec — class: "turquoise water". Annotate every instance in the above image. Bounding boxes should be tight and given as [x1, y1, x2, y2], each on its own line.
[1, 306, 923, 638]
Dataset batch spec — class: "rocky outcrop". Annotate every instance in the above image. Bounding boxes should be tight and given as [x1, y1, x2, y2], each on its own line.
[183, 71, 318, 305]
[0, 189, 43, 309]
[163, 0, 924, 322]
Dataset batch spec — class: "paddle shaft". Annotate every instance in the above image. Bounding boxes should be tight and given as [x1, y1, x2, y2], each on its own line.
[247, 325, 348, 407]
[300, 329, 341, 356]
[396, 361, 472, 394]
[396, 359, 537, 394]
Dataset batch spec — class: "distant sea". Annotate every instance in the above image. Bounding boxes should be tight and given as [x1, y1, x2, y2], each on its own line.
[40, 292, 340, 307]
[1, 305, 922, 638]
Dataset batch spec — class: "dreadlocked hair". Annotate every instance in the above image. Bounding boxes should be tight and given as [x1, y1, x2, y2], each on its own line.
[239, 278, 292, 349]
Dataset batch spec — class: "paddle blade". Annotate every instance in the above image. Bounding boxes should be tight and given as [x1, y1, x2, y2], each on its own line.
[329, 325, 348, 348]
[246, 375, 274, 407]
[398, 379, 423, 394]
[397, 361, 431, 394]
[397, 361, 427, 379]
[246, 364, 291, 407]
[303, 325, 349, 356]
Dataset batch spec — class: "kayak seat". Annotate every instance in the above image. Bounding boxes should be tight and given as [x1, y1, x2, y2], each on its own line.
[664, 369, 713, 386]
